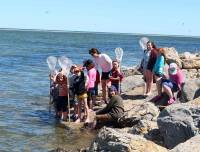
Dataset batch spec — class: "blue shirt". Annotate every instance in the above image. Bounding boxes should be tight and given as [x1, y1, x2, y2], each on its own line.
[153, 55, 165, 75]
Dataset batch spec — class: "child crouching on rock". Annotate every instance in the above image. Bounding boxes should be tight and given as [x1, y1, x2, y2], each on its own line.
[161, 62, 185, 105]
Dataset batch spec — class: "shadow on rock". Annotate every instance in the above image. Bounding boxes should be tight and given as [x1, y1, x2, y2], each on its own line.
[121, 94, 146, 100]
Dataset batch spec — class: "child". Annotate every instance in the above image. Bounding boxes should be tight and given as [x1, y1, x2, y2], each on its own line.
[69, 65, 79, 121]
[84, 59, 97, 109]
[153, 48, 165, 98]
[54, 70, 68, 121]
[73, 66, 90, 123]
[161, 63, 185, 105]
[49, 71, 59, 117]
[109, 60, 123, 93]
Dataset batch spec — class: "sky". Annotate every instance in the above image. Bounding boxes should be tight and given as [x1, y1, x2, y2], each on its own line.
[0, 0, 200, 36]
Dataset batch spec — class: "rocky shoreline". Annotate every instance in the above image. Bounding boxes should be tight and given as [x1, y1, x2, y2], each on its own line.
[53, 49, 200, 152]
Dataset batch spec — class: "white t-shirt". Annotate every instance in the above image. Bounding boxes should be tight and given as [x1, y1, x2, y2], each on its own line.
[94, 54, 112, 72]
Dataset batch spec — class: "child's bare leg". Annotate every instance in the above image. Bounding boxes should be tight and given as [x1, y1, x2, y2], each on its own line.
[75, 100, 81, 123]
[62, 111, 68, 121]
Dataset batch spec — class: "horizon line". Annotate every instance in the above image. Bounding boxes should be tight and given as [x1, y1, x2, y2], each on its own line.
[0, 27, 200, 39]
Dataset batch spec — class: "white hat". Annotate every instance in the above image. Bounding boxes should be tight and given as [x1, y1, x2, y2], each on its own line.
[169, 63, 178, 75]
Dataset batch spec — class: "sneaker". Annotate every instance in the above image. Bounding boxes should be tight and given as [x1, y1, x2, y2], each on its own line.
[168, 98, 175, 105]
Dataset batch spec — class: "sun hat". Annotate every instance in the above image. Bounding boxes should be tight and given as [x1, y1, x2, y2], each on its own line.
[169, 63, 178, 75]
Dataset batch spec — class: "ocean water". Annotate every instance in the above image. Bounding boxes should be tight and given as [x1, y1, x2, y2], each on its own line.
[0, 29, 200, 151]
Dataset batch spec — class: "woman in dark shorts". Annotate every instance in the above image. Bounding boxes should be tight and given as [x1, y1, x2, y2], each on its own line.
[89, 48, 112, 102]
[145, 41, 157, 96]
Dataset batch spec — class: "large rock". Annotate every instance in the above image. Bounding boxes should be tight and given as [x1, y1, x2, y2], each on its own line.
[182, 57, 200, 69]
[170, 135, 200, 152]
[182, 69, 200, 78]
[157, 103, 200, 149]
[180, 79, 200, 102]
[163, 47, 182, 68]
[124, 101, 160, 121]
[89, 127, 168, 152]
[121, 75, 144, 93]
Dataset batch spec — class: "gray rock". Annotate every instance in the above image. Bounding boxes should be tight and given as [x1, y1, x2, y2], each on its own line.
[121, 75, 144, 93]
[180, 79, 200, 102]
[157, 103, 200, 149]
[163, 47, 182, 68]
[170, 135, 200, 152]
[89, 127, 168, 152]
[125, 102, 160, 121]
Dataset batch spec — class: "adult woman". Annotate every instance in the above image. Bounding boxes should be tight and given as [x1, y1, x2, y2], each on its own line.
[89, 48, 112, 103]
[145, 41, 157, 96]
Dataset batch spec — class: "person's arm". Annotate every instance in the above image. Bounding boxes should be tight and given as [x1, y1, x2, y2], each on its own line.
[85, 74, 89, 90]
[96, 98, 115, 115]
[109, 70, 121, 81]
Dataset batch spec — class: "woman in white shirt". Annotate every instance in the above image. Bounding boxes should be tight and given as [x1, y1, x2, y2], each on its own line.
[89, 48, 112, 103]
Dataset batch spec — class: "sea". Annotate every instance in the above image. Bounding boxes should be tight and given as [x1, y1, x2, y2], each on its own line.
[0, 29, 200, 152]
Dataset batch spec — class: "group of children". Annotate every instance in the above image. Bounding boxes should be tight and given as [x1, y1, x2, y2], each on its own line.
[49, 41, 185, 125]
[50, 49, 124, 123]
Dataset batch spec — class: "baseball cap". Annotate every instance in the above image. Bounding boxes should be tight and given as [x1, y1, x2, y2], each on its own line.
[109, 85, 117, 92]
[169, 63, 178, 75]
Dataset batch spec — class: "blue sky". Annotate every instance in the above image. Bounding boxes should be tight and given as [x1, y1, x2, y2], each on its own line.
[0, 0, 200, 36]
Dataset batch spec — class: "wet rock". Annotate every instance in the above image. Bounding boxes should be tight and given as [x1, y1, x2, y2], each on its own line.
[170, 135, 200, 152]
[163, 47, 182, 68]
[180, 79, 200, 102]
[157, 103, 200, 149]
[89, 127, 168, 152]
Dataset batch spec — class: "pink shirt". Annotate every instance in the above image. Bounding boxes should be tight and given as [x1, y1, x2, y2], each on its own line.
[169, 69, 185, 90]
[87, 68, 96, 89]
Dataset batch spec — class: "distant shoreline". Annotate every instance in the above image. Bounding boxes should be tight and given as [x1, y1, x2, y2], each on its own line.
[0, 27, 200, 39]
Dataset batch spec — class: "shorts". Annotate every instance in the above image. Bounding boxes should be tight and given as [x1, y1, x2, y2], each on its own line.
[101, 71, 110, 80]
[162, 79, 178, 92]
[77, 93, 88, 101]
[87, 87, 96, 101]
[56, 96, 68, 112]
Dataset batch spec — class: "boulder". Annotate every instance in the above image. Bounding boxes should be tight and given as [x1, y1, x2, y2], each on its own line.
[163, 47, 182, 68]
[89, 127, 168, 152]
[157, 103, 200, 149]
[170, 135, 200, 152]
[182, 58, 200, 69]
[124, 101, 160, 121]
[180, 79, 200, 102]
[127, 119, 158, 135]
[121, 75, 144, 92]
